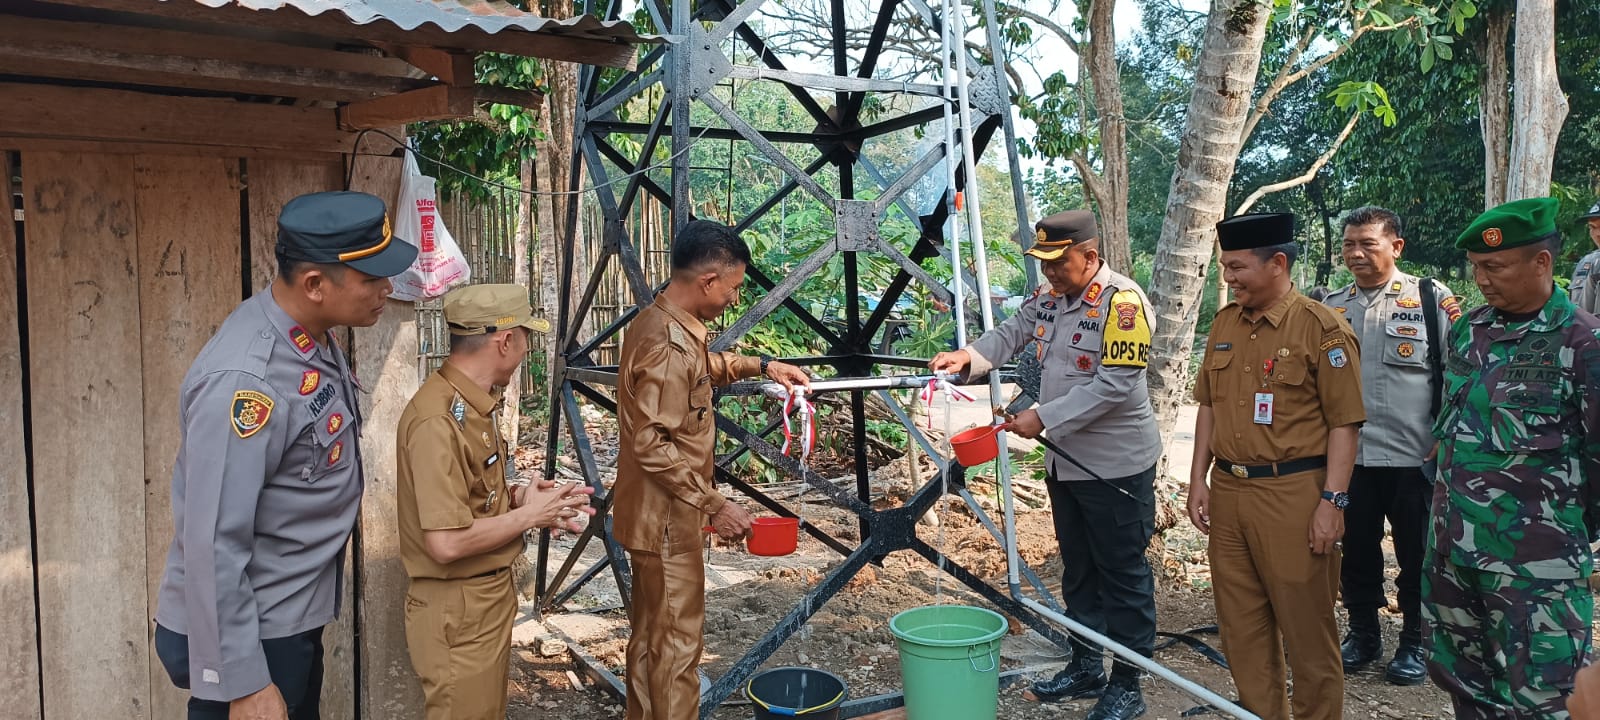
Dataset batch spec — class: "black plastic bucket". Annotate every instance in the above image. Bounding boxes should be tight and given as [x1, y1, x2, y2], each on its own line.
[746, 666, 847, 719]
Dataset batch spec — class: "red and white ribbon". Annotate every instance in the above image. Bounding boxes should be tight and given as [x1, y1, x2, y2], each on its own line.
[778, 388, 817, 462]
[920, 374, 976, 427]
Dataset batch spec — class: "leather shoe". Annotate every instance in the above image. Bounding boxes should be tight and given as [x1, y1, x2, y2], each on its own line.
[1029, 661, 1106, 701]
[1086, 680, 1147, 720]
[1341, 629, 1382, 670]
[1385, 644, 1427, 686]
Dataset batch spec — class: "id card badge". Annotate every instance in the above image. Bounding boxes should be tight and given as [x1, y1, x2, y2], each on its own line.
[1254, 393, 1274, 425]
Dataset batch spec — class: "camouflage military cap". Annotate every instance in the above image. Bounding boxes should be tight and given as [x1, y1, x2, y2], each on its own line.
[1455, 197, 1560, 253]
[444, 284, 551, 335]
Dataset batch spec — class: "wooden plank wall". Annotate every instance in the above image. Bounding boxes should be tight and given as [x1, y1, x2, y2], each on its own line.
[348, 154, 427, 720]
[3, 145, 388, 720]
[23, 152, 152, 718]
[134, 154, 244, 720]
[0, 154, 43, 719]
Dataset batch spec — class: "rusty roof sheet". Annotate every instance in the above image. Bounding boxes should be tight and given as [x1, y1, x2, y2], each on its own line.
[186, 0, 659, 51]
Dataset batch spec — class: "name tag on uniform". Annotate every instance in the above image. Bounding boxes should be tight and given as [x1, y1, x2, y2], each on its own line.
[1254, 393, 1274, 425]
[486, 452, 500, 468]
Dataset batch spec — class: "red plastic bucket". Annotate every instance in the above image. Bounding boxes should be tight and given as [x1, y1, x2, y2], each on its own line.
[748, 517, 799, 556]
[950, 425, 1000, 467]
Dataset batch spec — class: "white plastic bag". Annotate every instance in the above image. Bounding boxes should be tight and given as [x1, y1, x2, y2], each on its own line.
[389, 153, 470, 301]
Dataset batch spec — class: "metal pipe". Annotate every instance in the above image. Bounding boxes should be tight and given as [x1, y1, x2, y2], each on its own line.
[1015, 595, 1261, 719]
[738, 375, 942, 395]
[945, 0, 1015, 593]
[937, 0, 968, 350]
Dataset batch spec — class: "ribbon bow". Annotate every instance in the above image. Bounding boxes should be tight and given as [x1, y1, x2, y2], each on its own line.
[920, 373, 977, 427]
[777, 387, 818, 462]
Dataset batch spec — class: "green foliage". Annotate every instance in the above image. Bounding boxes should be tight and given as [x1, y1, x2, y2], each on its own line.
[409, 52, 548, 203]
[1329, 81, 1398, 127]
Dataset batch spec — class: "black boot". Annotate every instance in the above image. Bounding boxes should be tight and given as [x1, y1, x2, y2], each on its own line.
[1341, 612, 1382, 670]
[1385, 644, 1427, 685]
[1086, 677, 1147, 720]
[1030, 655, 1106, 702]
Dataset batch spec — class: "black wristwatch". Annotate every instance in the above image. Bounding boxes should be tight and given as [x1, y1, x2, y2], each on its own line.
[1321, 490, 1351, 510]
[759, 354, 774, 374]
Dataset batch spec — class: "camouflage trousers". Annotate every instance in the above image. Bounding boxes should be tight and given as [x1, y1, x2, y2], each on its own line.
[1423, 556, 1593, 719]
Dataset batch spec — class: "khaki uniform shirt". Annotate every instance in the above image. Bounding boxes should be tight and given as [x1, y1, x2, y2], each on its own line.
[1323, 271, 1460, 466]
[965, 261, 1162, 480]
[1570, 249, 1600, 317]
[1195, 291, 1366, 464]
[613, 296, 762, 556]
[396, 362, 520, 579]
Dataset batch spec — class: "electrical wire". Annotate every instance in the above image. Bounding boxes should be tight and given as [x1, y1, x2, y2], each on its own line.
[343, 88, 734, 198]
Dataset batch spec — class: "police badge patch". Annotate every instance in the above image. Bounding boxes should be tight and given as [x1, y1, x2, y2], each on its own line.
[1328, 347, 1349, 368]
[327, 413, 344, 435]
[232, 390, 274, 438]
[299, 370, 320, 395]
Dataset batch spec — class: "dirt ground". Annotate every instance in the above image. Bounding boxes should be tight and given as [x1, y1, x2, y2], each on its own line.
[504, 476, 1460, 720]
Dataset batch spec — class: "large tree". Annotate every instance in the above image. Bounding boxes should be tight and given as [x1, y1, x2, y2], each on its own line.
[1143, 0, 1273, 450]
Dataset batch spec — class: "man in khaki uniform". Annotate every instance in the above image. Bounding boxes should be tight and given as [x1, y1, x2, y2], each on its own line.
[614, 220, 810, 720]
[1321, 206, 1459, 684]
[1187, 213, 1365, 720]
[396, 284, 595, 720]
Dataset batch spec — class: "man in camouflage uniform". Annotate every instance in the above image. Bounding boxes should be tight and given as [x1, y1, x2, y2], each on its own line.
[1425, 197, 1600, 719]
[1570, 202, 1600, 316]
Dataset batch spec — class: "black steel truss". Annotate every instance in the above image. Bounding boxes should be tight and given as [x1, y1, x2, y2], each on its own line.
[535, 0, 1051, 716]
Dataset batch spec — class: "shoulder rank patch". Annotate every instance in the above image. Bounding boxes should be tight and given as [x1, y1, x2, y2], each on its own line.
[326, 413, 344, 435]
[1102, 289, 1151, 368]
[232, 391, 274, 438]
[1328, 347, 1349, 368]
[1440, 295, 1463, 323]
[299, 370, 320, 396]
[1083, 282, 1105, 307]
[288, 325, 315, 353]
[1396, 296, 1421, 309]
[1319, 337, 1345, 351]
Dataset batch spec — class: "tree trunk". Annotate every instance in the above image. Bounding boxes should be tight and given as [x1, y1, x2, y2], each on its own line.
[1146, 0, 1272, 472]
[1084, 0, 1131, 276]
[1507, 0, 1568, 200]
[535, 0, 580, 400]
[1479, 5, 1512, 208]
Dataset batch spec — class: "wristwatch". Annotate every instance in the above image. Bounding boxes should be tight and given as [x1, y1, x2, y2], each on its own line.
[759, 354, 774, 374]
[1321, 490, 1351, 510]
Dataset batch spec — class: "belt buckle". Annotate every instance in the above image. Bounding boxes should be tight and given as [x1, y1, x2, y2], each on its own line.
[1230, 464, 1249, 479]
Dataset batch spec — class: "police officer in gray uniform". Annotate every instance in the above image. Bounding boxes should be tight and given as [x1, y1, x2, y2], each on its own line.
[1322, 206, 1459, 685]
[153, 191, 417, 720]
[1570, 202, 1600, 316]
[932, 210, 1160, 720]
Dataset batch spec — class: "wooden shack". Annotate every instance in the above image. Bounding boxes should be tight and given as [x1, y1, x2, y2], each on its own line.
[0, 2, 645, 718]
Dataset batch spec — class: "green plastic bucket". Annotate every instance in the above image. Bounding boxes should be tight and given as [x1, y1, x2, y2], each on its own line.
[889, 605, 1006, 720]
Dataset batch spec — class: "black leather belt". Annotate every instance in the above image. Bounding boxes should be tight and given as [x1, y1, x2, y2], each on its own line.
[469, 567, 510, 579]
[1214, 455, 1326, 479]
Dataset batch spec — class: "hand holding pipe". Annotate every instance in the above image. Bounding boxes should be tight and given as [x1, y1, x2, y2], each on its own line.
[991, 407, 1141, 503]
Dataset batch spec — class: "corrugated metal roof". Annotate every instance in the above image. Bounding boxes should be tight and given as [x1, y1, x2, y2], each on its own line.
[188, 0, 659, 45]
